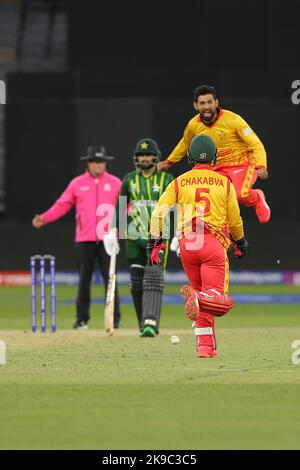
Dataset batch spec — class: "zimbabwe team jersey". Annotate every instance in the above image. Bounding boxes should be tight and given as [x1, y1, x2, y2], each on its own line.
[116, 169, 174, 239]
[167, 108, 267, 168]
[151, 164, 244, 249]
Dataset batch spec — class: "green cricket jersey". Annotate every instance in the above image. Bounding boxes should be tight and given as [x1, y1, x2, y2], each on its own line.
[115, 169, 174, 240]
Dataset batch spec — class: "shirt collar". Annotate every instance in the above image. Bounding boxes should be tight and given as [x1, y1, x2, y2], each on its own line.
[198, 107, 223, 128]
[193, 163, 215, 170]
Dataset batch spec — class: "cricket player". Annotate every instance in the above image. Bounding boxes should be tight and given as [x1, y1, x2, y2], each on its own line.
[158, 84, 271, 223]
[149, 135, 249, 358]
[103, 138, 175, 337]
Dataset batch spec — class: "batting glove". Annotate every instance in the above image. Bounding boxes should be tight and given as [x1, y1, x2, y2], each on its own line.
[103, 229, 120, 256]
[147, 236, 166, 265]
[233, 237, 249, 258]
[170, 236, 180, 257]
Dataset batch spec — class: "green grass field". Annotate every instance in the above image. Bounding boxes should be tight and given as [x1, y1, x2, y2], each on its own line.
[0, 284, 300, 449]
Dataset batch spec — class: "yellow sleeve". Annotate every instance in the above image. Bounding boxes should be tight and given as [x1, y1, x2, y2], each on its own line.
[166, 120, 195, 164]
[227, 182, 244, 241]
[235, 115, 267, 168]
[150, 180, 177, 237]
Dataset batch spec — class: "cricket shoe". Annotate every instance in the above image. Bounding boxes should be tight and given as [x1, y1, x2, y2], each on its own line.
[73, 320, 88, 330]
[140, 326, 157, 337]
[195, 327, 217, 358]
[255, 189, 271, 223]
[197, 345, 218, 358]
[180, 285, 200, 321]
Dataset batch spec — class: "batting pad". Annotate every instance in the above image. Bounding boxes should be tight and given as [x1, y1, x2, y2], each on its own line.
[199, 290, 234, 317]
[194, 327, 214, 335]
[141, 264, 164, 332]
[130, 264, 145, 328]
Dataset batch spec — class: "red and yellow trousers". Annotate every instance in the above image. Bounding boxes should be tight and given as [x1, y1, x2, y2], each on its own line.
[216, 163, 258, 207]
[180, 232, 229, 348]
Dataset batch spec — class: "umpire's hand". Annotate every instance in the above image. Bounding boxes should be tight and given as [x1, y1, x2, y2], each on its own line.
[32, 214, 45, 229]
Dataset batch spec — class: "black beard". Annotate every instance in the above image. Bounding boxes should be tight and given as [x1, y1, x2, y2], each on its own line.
[139, 161, 156, 170]
[200, 110, 217, 124]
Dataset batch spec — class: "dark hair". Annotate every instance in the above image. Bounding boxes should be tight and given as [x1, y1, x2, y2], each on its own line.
[193, 85, 217, 101]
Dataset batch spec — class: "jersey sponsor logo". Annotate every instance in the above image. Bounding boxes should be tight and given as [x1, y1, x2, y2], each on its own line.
[218, 148, 233, 157]
[242, 127, 253, 136]
[132, 199, 157, 208]
[152, 184, 160, 192]
[180, 176, 224, 187]
[104, 183, 111, 192]
[217, 131, 227, 140]
[80, 186, 90, 191]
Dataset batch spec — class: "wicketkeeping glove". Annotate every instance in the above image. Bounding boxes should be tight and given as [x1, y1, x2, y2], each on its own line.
[147, 236, 166, 265]
[233, 237, 249, 258]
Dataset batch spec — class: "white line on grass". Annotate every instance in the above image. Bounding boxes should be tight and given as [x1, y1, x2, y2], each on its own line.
[40, 367, 297, 373]
[91, 367, 296, 373]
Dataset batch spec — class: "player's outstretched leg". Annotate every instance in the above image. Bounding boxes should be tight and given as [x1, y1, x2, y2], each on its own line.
[181, 285, 234, 320]
[180, 285, 234, 358]
[221, 164, 271, 224]
[140, 264, 164, 337]
[180, 284, 216, 357]
[238, 188, 271, 223]
[254, 189, 271, 223]
[129, 264, 144, 330]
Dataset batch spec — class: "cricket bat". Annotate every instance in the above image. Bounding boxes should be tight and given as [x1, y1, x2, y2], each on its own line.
[104, 249, 117, 336]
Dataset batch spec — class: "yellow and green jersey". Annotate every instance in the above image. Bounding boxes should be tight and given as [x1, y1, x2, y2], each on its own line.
[167, 108, 267, 168]
[151, 164, 244, 249]
[116, 169, 174, 239]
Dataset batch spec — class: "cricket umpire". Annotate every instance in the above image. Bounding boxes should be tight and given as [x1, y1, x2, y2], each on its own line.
[32, 145, 122, 329]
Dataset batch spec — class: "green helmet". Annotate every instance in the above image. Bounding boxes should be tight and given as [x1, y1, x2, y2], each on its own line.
[133, 138, 161, 170]
[187, 135, 217, 165]
[134, 138, 161, 157]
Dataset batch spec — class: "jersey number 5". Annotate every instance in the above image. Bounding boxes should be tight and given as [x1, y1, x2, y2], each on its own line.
[195, 188, 211, 215]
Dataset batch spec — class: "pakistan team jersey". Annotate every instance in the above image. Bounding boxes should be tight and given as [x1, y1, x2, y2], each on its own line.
[116, 169, 174, 239]
[166, 108, 267, 168]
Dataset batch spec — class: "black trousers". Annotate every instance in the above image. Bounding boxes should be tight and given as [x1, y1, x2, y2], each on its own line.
[75, 241, 121, 326]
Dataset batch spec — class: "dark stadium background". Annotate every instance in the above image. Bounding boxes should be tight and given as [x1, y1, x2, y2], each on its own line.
[1, 0, 299, 270]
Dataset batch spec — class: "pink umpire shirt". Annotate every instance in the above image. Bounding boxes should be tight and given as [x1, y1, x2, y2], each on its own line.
[41, 170, 122, 242]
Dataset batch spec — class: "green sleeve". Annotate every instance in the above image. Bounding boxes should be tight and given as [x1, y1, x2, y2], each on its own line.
[114, 174, 130, 230]
[163, 172, 174, 190]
